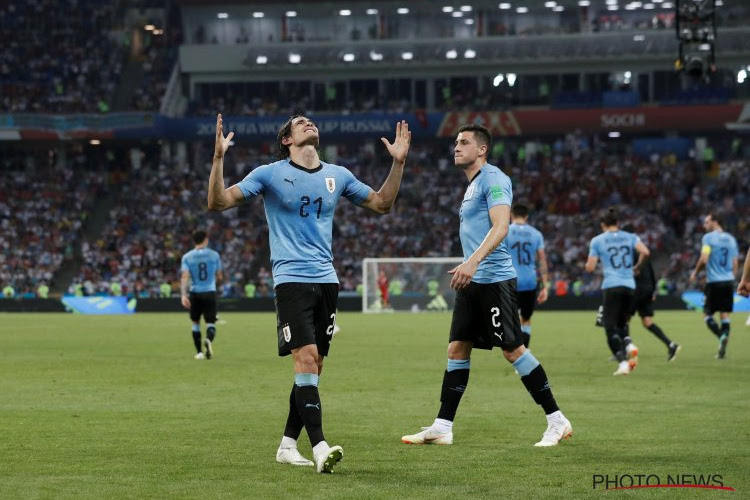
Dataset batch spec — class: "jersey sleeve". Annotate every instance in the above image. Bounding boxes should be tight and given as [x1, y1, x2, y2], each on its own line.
[235, 165, 268, 198]
[483, 172, 512, 209]
[180, 254, 188, 273]
[700, 234, 711, 255]
[341, 168, 372, 205]
[589, 238, 600, 258]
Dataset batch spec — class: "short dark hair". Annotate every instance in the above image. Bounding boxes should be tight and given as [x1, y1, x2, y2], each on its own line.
[511, 203, 529, 218]
[276, 115, 301, 159]
[192, 230, 207, 245]
[457, 124, 492, 152]
[600, 208, 618, 227]
[707, 212, 722, 226]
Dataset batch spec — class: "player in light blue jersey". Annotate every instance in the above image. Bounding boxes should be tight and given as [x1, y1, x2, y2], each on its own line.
[180, 230, 223, 360]
[402, 124, 571, 449]
[689, 213, 739, 359]
[208, 113, 411, 473]
[507, 203, 549, 347]
[585, 208, 650, 376]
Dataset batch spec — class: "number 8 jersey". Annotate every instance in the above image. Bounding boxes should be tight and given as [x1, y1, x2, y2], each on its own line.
[588, 230, 641, 289]
[235, 159, 372, 285]
[181, 247, 222, 292]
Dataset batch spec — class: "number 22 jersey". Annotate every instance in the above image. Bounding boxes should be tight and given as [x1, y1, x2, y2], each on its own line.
[588, 230, 641, 290]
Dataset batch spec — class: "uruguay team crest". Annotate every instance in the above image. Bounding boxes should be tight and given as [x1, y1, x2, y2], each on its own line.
[282, 325, 291, 342]
[464, 183, 476, 200]
[325, 177, 335, 193]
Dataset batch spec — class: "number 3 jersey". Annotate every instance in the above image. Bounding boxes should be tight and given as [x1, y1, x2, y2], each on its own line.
[507, 223, 545, 292]
[588, 230, 640, 289]
[702, 230, 738, 283]
[235, 159, 372, 285]
[181, 248, 222, 293]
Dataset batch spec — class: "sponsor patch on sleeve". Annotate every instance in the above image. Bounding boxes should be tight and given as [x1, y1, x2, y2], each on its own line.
[490, 185, 506, 200]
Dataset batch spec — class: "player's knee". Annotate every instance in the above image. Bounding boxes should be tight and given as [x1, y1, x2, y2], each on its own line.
[502, 344, 525, 363]
[447, 341, 471, 360]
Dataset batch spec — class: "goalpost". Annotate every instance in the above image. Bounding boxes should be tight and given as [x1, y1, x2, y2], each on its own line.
[361, 257, 464, 313]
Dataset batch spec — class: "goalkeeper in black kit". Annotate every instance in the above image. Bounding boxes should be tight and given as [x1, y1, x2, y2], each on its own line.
[623, 225, 681, 362]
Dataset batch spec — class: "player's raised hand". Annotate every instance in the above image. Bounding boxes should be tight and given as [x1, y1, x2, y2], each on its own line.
[381, 120, 411, 164]
[214, 113, 234, 159]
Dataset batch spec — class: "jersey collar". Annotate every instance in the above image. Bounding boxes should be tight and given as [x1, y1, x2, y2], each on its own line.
[469, 169, 482, 184]
[288, 159, 322, 173]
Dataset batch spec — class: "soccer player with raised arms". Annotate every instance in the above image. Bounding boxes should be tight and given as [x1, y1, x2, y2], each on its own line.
[180, 230, 223, 360]
[585, 209, 650, 376]
[689, 213, 738, 359]
[402, 124, 572, 448]
[208, 114, 411, 473]
[506, 203, 549, 347]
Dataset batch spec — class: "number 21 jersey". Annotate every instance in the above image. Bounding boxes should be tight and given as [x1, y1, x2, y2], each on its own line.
[236, 159, 372, 285]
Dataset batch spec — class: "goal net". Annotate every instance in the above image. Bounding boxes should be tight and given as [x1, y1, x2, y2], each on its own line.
[361, 257, 464, 313]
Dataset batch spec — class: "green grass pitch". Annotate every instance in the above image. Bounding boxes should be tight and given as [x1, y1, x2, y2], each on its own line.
[1, 311, 748, 499]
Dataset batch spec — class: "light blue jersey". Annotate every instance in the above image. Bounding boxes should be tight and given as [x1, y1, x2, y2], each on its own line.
[702, 230, 738, 283]
[507, 222, 545, 292]
[236, 159, 372, 285]
[588, 230, 641, 289]
[181, 248, 222, 293]
[459, 164, 516, 284]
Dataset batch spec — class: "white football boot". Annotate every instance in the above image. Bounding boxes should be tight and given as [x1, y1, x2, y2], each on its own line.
[401, 426, 453, 445]
[534, 413, 573, 447]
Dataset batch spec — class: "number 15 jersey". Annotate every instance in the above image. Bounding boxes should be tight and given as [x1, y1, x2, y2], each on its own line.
[235, 159, 372, 285]
[507, 222, 545, 292]
[588, 230, 641, 290]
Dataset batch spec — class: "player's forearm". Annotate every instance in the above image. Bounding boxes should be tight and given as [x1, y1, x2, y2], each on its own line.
[468, 224, 507, 266]
[208, 155, 232, 211]
[180, 278, 189, 297]
[742, 250, 750, 281]
[539, 259, 549, 288]
[373, 160, 405, 214]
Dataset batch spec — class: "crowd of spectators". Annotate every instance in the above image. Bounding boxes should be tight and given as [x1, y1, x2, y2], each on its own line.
[62, 133, 750, 299]
[70, 143, 269, 299]
[3, 133, 747, 300]
[0, 146, 107, 297]
[0, 0, 126, 114]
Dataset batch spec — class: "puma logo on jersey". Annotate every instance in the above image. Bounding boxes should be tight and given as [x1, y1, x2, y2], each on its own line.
[284, 178, 296, 186]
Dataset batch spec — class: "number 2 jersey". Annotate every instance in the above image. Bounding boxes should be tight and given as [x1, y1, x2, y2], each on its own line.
[507, 222, 545, 292]
[588, 230, 641, 290]
[458, 164, 516, 284]
[702, 230, 738, 283]
[235, 159, 372, 285]
[181, 248, 222, 293]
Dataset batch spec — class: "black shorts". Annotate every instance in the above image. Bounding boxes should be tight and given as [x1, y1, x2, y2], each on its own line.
[602, 287, 634, 329]
[449, 279, 524, 351]
[189, 291, 218, 323]
[517, 289, 538, 320]
[274, 282, 339, 357]
[704, 281, 734, 315]
[630, 288, 655, 318]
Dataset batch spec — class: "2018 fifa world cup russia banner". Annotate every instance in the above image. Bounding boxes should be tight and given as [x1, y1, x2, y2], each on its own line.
[61, 296, 136, 315]
[681, 291, 750, 312]
[437, 104, 745, 137]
